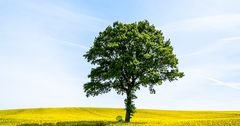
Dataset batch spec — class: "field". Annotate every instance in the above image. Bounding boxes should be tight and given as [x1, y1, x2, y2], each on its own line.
[0, 107, 240, 126]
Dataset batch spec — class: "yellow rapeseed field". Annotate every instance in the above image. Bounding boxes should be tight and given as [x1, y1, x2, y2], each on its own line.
[0, 107, 240, 126]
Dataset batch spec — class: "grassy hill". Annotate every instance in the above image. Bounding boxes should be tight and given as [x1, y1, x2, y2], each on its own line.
[0, 107, 240, 126]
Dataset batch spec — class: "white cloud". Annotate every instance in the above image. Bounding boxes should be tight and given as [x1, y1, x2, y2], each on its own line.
[0, 0, 101, 109]
[1, 0, 240, 110]
[163, 14, 240, 32]
[203, 75, 240, 90]
[220, 36, 240, 41]
[60, 40, 89, 50]
[182, 35, 240, 57]
[182, 67, 240, 90]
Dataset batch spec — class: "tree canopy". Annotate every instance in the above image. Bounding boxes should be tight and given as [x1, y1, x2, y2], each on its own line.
[83, 20, 184, 122]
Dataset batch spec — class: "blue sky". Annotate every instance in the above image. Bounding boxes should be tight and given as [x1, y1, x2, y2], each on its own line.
[0, 0, 240, 110]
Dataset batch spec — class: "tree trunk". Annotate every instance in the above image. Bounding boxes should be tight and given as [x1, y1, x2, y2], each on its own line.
[125, 108, 131, 122]
[125, 91, 132, 122]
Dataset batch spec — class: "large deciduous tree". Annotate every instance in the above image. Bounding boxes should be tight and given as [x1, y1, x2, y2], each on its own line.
[83, 20, 184, 122]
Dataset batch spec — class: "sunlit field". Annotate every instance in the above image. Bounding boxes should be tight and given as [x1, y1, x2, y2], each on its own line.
[0, 107, 240, 126]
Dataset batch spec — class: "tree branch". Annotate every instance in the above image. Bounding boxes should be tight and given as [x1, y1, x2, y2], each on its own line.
[121, 66, 130, 84]
[119, 77, 127, 91]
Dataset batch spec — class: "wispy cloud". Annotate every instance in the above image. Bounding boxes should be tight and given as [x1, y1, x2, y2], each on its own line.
[182, 35, 240, 57]
[48, 37, 89, 50]
[204, 76, 240, 90]
[220, 36, 240, 41]
[163, 14, 240, 32]
[184, 69, 240, 90]
[60, 40, 89, 50]
[181, 42, 219, 57]
[1, 0, 240, 110]
[0, 0, 101, 109]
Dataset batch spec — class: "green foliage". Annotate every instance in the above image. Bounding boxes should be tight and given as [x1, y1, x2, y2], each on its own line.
[116, 116, 123, 123]
[83, 20, 184, 122]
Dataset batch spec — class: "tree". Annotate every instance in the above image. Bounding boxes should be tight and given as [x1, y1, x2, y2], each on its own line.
[83, 20, 184, 122]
